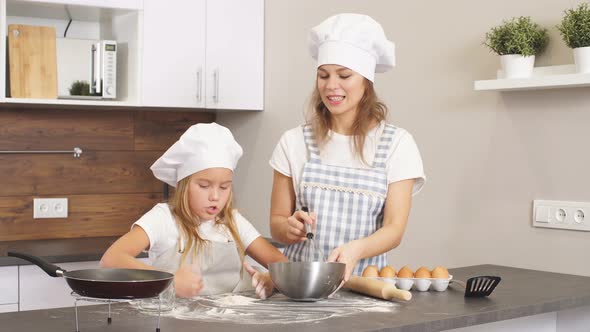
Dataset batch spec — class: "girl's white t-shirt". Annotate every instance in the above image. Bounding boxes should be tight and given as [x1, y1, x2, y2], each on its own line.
[134, 203, 260, 262]
[269, 122, 426, 195]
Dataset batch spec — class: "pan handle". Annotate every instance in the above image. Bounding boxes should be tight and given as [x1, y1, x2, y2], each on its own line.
[7, 251, 66, 277]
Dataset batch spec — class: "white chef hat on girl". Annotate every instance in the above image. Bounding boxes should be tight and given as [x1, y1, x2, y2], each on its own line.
[150, 123, 243, 187]
[308, 13, 395, 82]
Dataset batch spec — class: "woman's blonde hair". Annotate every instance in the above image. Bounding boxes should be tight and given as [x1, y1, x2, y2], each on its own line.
[169, 175, 245, 271]
[307, 79, 388, 165]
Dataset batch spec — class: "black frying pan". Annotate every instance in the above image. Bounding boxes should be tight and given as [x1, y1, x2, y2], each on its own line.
[8, 251, 173, 299]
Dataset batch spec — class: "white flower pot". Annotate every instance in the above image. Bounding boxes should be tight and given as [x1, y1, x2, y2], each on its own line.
[573, 46, 590, 74]
[500, 54, 535, 79]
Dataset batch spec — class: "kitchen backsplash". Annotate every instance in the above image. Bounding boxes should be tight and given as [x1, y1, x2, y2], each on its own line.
[0, 107, 214, 241]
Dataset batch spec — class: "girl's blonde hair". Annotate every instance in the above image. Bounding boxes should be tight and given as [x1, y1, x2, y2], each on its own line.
[169, 175, 245, 270]
[307, 79, 388, 165]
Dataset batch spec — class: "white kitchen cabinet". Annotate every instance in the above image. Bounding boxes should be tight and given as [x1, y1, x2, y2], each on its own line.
[0, 304, 19, 313]
[141, 0, 206, 108]
[141, 0, 264, 110]
[19, 260, 100, 311]
[204, 0, 264, 110]
[0, 0, 142, 106]
[0, 266, 18, 309]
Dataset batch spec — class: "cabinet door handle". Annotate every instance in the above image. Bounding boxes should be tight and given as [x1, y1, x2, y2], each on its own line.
[213, 68, 220, 104]
[196, 68, 202, 103]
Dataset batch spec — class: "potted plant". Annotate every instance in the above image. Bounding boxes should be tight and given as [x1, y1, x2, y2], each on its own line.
[484, 16, 548, 79]
[68, 80, 91, 96]
[557, 3, 590, 73]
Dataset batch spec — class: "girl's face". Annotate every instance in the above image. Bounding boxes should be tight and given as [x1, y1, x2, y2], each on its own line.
[317, 64, 366, 118]
[188, 168, 233, 220]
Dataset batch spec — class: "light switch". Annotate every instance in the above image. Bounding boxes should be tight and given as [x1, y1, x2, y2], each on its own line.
[535, 205, 550, 223]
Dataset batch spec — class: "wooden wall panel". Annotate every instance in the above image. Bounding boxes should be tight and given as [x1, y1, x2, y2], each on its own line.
[0, 151, 162, 196]
[0, 108, 214, 241]
[0, 109, 134, 150]
[134, 111, 214, 150]
[0, 193, 163, 241]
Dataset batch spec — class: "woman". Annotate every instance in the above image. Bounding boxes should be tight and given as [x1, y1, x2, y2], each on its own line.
[101, 123, 287, 300]
[269, 14, 426, 280]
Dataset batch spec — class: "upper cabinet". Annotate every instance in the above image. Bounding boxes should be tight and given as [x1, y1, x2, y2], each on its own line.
[0, 0, 264, 111]
[141, 0, 206, 109]
[205, 0, 264, 111]
[141, 0, 264, 111]
[0, 0, 143, 106]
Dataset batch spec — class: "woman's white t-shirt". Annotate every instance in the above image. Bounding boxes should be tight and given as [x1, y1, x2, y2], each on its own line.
[269, 122, 426, 196]
[133, 203, 260, 262]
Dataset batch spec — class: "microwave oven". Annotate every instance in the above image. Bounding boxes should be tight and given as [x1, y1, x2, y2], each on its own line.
[90, 40, 117, 99]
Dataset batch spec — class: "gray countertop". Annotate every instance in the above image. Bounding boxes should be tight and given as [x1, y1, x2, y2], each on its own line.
[0, 237, 122, 266]
[1, 264, 590, 331]
[0, 236, 284, 266]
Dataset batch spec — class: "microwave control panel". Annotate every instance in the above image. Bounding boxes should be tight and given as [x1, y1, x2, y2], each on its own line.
[102, 42, 117, 98]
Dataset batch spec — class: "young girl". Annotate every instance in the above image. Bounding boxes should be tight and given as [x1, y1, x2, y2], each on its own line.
[270, 14, 426, 281]
[101, 123, 287, 299]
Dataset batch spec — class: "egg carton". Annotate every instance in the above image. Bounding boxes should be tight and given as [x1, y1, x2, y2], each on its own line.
[374, 275, 454, 292]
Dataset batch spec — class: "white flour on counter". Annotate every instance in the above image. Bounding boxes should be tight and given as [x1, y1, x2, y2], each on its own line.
[215, 295, 257, 306]
[136, 290, 398, 324]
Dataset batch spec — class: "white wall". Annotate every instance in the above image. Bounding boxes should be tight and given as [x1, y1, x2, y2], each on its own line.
[218, 0, 590, 276]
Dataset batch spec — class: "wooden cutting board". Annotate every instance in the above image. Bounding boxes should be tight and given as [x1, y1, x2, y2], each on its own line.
[8, 24, 58, 99]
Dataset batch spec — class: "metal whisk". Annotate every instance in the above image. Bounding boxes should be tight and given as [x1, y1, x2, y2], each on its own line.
[301, 207, 325, 262]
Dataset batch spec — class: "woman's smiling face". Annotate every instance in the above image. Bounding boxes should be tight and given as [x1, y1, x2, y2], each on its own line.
[316, 64, 366, 118]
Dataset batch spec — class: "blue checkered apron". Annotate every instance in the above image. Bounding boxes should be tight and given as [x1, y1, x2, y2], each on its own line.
[283, 124, 396, 275]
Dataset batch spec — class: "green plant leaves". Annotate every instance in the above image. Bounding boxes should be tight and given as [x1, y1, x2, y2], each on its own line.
[484, 16, 548, 56]
[69, 80, 91, 96]
[557, 3, 590, 48]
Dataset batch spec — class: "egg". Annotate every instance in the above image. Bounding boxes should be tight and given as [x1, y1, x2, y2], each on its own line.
[379, 265, 396, 278]
[415, 266, 432, 278]
[362, 265, 380, 277]
[396, 265, 414, 278]
[431, 266, 450, 279]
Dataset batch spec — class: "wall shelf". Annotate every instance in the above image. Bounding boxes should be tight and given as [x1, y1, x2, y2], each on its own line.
[4, 97, 137, 107]
[474, 64, 590, 91]
[6, 0, 142, 22]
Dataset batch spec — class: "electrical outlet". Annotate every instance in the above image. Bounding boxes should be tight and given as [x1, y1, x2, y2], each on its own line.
[533, 200, 590, 232]
[33, 198, 68, 219]
[574, 209, 585, 224]
[555, 208, 567, 222]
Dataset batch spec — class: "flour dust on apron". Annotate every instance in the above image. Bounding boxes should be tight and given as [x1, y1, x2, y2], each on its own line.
[137, 232, 242, 311]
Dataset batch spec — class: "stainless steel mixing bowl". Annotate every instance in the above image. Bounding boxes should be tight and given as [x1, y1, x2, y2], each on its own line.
[268, 261, 346, 301]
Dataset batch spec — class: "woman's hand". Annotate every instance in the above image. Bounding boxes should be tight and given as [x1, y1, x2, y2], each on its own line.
[284, 209, 316, 244]
[173, 264, 203, 298]
[244, 262, 275, 299]
[328, 240, 363, 282]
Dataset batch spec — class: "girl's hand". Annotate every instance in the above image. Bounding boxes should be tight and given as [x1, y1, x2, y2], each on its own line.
[327, 240, 363, 282]
[285, 209, 316, 243]
[173, 264, 203, 298]
[244, 262, 274, 299]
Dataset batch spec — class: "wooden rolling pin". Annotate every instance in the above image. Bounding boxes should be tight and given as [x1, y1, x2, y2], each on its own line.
[344, 276, 412, 301]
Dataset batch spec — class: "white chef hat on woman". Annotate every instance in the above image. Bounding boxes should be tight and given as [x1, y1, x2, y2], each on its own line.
[308, 13, 395, 82]
[150, 123, 243, 187]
